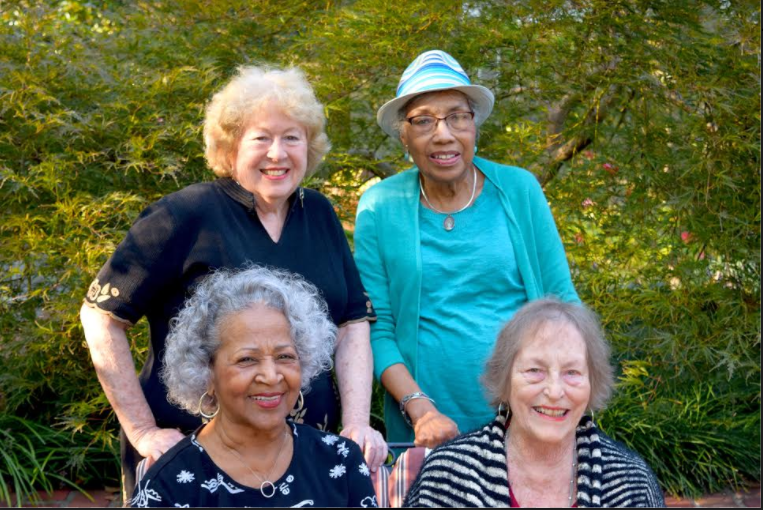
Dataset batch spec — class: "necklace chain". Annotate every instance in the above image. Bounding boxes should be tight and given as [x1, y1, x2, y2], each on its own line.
[419, 166, 477, 231]
[222, 428, 290, 498]
[505, 429, 578, 507]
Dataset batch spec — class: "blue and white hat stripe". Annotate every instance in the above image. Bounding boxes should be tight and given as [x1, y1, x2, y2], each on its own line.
[377, 49, 495, 138]
[396, 51, 471, 96]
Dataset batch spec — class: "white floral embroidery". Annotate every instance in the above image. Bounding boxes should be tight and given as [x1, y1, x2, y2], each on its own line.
[329, 464, 346, 479]
[201, 473, 245, 494]
[279, 474, 295, 495]
[336, 441, 349, 458]
[358, 462, 370, 476]
[321, 434, 339, 446]
[290, 501, 314, 507]
[130, 478, 162, 507]
[173, 505, 189, 508]
[360, 495, 378, 508]
[176, 470, 194, 483]
[286, 475, 294, 483]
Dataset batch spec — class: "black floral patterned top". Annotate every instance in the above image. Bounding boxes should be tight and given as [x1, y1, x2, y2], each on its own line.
[84, 179, 375, 433]
[131, 422, 378, 508]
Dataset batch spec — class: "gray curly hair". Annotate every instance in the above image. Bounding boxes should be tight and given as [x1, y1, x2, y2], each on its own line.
[161, 265, 336, 416]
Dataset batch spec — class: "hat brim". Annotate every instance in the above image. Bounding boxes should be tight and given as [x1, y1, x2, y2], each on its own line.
[376, 84, 495, 139]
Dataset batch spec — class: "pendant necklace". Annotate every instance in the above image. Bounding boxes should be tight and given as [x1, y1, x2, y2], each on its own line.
[419, 166, 477, 231]
[222, 428, 290, 498]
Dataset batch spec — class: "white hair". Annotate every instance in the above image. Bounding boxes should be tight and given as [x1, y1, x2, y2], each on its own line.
[161, 265, 336, 415]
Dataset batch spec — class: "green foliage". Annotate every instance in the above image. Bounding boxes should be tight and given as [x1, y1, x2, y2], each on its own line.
[0, 414, 117, 506]
[0, 0, 758, 498]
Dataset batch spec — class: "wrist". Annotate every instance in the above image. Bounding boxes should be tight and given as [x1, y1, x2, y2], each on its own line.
[399, 392, 436, 426]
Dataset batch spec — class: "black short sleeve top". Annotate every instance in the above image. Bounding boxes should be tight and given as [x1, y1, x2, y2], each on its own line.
[84, 178, 375, 432]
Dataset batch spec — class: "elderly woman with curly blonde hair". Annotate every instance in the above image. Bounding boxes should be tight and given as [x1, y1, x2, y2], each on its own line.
[80, 65, 385, 502]
[131, 266, 378, 507]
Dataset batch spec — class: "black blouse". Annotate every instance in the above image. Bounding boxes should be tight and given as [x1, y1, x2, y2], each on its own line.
[130, 422, 379, 508]
[84, 178, 375, 433]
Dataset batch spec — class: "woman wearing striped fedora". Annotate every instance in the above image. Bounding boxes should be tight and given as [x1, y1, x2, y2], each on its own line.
[354, 50, 579, 448]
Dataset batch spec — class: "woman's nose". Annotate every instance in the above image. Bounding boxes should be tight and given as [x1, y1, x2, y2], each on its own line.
[544, 374, 565, 399]
[432, 118, 456, 141]
[267, 138, 287, 160]
[256, 358, 283, 384]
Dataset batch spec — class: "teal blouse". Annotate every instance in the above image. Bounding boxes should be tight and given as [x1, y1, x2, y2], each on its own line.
[354, 156, 579, 442]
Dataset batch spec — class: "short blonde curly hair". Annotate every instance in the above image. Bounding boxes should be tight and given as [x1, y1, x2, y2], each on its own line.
[203, 65, 330, 177]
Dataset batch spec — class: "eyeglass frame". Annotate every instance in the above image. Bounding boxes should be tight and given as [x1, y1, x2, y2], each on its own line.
[404, 111, 475, 134]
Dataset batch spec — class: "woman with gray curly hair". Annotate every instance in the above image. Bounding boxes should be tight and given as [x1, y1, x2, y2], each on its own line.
[405, 298, 664, 508]
[131, 266, 378, 508]
[80, 64, 385, 502]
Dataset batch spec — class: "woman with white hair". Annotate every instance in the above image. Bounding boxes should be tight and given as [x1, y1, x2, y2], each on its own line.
[131, 266, 378, 507]
[80, 64, 385, 501]
[405, 299, 664, 507]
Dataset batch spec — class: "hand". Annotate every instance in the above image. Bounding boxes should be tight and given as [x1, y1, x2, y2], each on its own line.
[340, 423, 388, 472]
[412, 410, 459, 449]
[132, 426, 185, 469]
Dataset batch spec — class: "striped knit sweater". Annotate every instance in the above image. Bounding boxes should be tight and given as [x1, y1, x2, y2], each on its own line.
[404, 415, 664, 508]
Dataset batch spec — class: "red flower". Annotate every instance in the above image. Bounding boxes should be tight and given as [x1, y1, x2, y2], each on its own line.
[603, 162, 618, 175]
[680, 231, 693, 243]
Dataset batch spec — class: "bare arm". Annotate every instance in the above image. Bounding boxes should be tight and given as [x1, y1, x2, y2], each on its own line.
[334, 320, 387, 470]
[79, 303, 184, 465]
[380, 363, 459, 448]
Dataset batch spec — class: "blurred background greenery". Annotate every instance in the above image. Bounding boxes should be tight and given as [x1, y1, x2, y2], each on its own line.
[0, 0, 759, 504]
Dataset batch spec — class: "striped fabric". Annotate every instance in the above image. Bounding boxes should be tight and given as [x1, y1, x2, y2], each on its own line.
[396, 51, 471, 97]
[388, 447, 428, 507]
[404, 415, 665, 508]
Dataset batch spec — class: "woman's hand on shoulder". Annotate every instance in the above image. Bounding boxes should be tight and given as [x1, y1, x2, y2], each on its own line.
[410, 405, 459, 449]
[133, 426, 186, 469]
[339, 423, 388, 472]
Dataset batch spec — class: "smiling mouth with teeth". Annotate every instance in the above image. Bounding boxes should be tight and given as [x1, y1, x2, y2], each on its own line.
[431, 153, 458, 160]
[534, 407, 568, 418]
[261, 169, 288, 176]
[251, 395, 281, 401]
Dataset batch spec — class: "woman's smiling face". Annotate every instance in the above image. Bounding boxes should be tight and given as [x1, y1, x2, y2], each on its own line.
[507, 320, 591, 447]
[209, 303, 302, 433]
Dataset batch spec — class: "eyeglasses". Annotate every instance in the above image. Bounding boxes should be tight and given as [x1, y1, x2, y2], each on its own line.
[405, 111, 475, 135]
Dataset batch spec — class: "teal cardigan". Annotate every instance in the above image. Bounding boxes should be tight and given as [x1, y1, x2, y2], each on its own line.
[354, 156, 579, 442]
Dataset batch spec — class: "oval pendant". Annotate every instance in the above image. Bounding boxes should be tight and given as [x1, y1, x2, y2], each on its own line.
[443, 215, 455, 231]
[260, 480, 276, 498]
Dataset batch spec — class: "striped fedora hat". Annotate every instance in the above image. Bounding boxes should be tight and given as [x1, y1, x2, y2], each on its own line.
[377, 50, 495, 139]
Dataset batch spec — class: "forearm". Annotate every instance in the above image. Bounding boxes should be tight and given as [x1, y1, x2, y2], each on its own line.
[80, 303, 157, 443]
[380, 363, 436, 424]
[335, 321, 373, 426]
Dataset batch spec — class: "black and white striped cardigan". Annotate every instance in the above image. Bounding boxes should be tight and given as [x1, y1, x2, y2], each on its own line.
[404, 414, 664, 508]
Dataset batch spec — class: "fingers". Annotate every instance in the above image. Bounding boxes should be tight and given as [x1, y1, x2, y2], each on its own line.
[340, 424, 387, 471]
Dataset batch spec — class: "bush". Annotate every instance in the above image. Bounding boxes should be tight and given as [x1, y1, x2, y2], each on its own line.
[0, 0, 758, 498]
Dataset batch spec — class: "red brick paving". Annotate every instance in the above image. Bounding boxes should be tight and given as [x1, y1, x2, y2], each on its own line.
[1, 484, 759, 507]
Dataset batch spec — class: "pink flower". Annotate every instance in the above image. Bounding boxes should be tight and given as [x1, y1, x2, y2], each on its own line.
[603, 162, 618, 175]
[574, 233, 585, 244]
[680, 231, 693, 243]
[582, 198, 594, 208]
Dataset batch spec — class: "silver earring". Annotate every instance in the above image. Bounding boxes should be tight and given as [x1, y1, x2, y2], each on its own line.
[497, 402, 511, 421]
[198, 391, 219, 421]
[299, 187, 304, 208]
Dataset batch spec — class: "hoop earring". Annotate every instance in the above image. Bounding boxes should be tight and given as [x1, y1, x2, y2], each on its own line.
[497, 401, 511, 422]
[293, 391, 304, 413]
[589, 409, 596, 426]
[198, 391, 219, 421]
